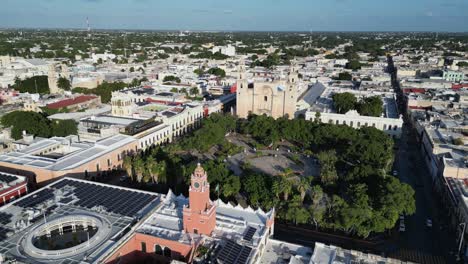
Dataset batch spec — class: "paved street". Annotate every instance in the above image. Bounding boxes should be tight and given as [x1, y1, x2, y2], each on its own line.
[388, 56, 457, 263]
[392, 124, 454, 262]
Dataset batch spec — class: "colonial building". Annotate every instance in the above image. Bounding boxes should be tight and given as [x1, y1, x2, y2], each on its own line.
[103, 164, 276, 264]
[306, 110, 404, 138]
[236, 60, 299, 119]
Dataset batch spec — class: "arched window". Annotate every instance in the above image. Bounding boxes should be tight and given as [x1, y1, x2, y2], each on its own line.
[350, 121, 354, 127]
[357, 122, 361, 127]
[155, 245, 163, 255]
[394, 125, 397, 131]
[163, 247, 171, 257]
[383, 124, 387, 130]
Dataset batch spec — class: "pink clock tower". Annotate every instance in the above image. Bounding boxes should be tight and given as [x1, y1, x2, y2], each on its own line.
[183, 163, 216, 236]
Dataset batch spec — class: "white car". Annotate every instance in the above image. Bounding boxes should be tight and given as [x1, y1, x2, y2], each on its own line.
[393, 170, 398, 176]
[426, 219, 432, 228]
[399, 215, 405, 221]
[399, 222, 406, 232]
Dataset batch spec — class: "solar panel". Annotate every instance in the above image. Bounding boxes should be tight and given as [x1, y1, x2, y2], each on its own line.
[217, 240, 253, 264]
[0, 173, 16, 183]
[242, 227, 256, 242]
[51, 179, 157, 217]
[0, 212, 12, 225]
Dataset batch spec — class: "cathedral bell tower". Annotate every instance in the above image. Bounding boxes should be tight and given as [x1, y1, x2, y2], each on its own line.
[183, 164, 216, 236]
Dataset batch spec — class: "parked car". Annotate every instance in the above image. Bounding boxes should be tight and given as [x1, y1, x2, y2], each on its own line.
[426, 219, 432, 228]
[393, 170, 398, 176]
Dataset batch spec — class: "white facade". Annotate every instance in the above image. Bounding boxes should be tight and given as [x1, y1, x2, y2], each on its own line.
[212, 45, 236, 57]
[306, 110, 404, 138]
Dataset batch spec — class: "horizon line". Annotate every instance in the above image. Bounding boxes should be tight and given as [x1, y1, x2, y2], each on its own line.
[0, 26, 467, 34]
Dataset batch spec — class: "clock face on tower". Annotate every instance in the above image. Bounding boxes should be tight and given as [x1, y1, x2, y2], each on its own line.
[194, 182, 200, 189]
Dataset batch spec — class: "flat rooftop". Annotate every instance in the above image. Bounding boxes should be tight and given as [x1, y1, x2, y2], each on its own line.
[0, 173, 27, 193]
[0, 177, 160, 263]
[0, 134, 137, 171]
[81, 115, 140, 127]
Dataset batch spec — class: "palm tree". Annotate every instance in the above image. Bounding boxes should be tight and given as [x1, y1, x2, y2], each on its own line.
[272, 178, 282, 199]
[281, 178, 293, 201]
[133, 157, 145, 183]
[296, 177, 312, 202]
[148, 160, 167, 183]
[123, 156, 133, 180]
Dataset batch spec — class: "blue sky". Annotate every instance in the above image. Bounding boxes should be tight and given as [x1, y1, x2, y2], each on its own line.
[0, 0, 467, 32]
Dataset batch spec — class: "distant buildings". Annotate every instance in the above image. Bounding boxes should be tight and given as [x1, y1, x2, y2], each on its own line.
[45, 95, 100, 111]
[443, 70, 464, 82]
[212, 45, 236, 57]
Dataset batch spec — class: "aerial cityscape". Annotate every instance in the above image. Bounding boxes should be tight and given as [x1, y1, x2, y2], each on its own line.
[0, 1, 467, 264]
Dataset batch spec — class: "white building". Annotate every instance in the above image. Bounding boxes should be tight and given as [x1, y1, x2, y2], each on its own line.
[212, 45, 236, 57]
[306, 110, 404, 138]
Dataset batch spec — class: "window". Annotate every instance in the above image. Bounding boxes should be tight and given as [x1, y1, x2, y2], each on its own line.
[155, 245, 163, 255]
[394, 125, 397, 131]
[264, 96, 268, 102]
[141, 242, 147, 253]
[383, 124, 387, 130]
[163, 247, 171, 257]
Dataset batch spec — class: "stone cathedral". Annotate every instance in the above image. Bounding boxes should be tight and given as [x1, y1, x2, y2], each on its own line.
[236, 59, 298, 119]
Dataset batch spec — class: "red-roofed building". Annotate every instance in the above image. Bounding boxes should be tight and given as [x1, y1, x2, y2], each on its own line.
[403, 88, 426, 94]
[0, 172, 28, 206]
[452, 83, 468, 90]
[46, 95, 101, 111]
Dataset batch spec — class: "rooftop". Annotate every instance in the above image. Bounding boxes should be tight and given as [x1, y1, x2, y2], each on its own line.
[0, 177, 160, 263]
[0, 173, 27, 194]
[0, 134, 136, 171]
[46, 95, 98, 109]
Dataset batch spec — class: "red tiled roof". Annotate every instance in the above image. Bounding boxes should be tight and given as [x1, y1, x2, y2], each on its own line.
[46, 95, 98, 109]
[403, 88, 425, 94]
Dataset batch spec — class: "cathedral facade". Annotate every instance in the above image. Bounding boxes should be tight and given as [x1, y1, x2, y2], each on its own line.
[236, 60, 298, 119]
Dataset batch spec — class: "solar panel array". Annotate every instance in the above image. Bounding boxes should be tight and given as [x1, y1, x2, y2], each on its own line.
[15, 189, 54, 208]
[0, 173, 16, 183]
[51, 179, 156, 217]
[242, 226, 256, 242]
[0, 212, 12, 225]
[0, 227, 11, 242]
[217, 240, 253, 264]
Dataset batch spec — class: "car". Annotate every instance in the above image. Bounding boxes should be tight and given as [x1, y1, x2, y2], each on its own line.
[393, 170, 398, 176]
[399, 215, 405, 221]
[399, 222, 406, 232]
[119, 176, 129, 182]
[426, 219, 432, 228]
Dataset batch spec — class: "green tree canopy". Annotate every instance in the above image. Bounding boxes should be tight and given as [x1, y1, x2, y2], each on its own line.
[163, 75, 181, 83]
[57, 77, 71, 91]
[13, 76, 49, 94]
[357, 96, 383, 117]
[332, 92, 357, 114]
[1, 111, 77, 139]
